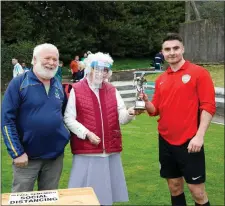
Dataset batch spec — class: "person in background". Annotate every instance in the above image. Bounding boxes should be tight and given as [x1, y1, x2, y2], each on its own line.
[82, 51, 92, 79]
[80, 53, 87, 61]
[12, 58, 24, 78]
[2, 43, 70, 192]
[154, 51, 164, 70]
[64, 52, 143, 205]
[55, 60, 63, 82]
[140, 33, 215, 206]
[77, 61, 85, 81]
[70, 55, 79, 82]
[21, 62, 30, 72]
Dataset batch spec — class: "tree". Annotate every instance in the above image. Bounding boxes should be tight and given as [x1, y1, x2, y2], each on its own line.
[190, 1, 201, 20]
[185, 1, 191, 22]
[1, 1, 185, 71]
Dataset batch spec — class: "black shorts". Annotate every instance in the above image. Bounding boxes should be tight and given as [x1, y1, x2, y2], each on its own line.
[159, 134, 206, 184]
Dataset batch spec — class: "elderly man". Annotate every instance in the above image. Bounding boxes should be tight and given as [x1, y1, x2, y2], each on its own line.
[12, 58, 24, 78]
[64, 52, 143, 205]
[2, 43, 70, 192]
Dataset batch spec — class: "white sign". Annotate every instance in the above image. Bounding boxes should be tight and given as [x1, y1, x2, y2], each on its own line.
[8, 191, 59, 205]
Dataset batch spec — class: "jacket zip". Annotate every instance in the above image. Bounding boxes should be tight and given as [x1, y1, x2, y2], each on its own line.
[43, 83, 50, 98]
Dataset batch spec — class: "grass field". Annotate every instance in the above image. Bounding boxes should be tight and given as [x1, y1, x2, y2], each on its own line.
[1, 115, 224, 205]
[113, 58, 152, 71]
[62, 58, 152, 76]
[62, 58, 224, 87]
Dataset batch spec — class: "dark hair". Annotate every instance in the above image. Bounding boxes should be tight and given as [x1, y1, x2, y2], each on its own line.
[162, 33, 183, 43]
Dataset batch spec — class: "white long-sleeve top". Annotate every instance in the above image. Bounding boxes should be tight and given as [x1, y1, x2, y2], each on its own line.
[64, 80, 135, 157]
[13, 63, 24, 78]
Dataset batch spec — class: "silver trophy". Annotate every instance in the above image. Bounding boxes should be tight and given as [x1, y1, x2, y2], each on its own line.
[133, 72, 147, 110]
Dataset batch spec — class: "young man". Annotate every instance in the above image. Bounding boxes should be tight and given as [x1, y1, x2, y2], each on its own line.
[12, 58, 24, 78]
[64, 52, 143, 205]
[140, 33, 215, 206]
[2, 43, 70, 192]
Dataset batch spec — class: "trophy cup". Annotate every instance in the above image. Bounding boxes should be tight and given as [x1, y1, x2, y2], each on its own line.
[133, 72, 147, 110]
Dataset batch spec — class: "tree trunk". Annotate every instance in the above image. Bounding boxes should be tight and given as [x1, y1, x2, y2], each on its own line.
[185, 1, 191, 22]
[190, 1, 201, 20]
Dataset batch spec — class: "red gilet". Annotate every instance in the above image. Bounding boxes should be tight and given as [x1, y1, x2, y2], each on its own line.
[70, 79, 122, 154]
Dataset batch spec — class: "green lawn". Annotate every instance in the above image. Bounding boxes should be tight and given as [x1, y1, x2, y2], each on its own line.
[62, 58, 152, 76]
[113, 58, 152, 71]
[1, 115, 224, 205]
[62, 58, 224, 87]
[204, 65, 224, 87]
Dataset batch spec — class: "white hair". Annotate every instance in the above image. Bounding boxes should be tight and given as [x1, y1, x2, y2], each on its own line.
[84, 52, 114, 76]
[31, 43, 59, 65]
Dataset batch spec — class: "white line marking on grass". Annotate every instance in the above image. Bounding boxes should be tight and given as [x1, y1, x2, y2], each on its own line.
[211, 121, 224, 125]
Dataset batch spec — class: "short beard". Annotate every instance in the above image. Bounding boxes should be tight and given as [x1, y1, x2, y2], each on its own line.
[34, 61, 58, 80]
[167, 56, 183, 65]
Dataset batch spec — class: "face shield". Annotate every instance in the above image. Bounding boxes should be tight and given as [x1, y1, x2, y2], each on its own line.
[91, 61, 111, 88]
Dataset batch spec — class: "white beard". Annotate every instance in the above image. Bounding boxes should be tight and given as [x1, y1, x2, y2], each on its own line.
[35, 61, 58, 80]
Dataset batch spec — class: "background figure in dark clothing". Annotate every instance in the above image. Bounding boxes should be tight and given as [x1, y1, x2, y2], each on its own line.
[77, 61, 85, 81]
[154, 51, 164, 70]
[21, 62, 30, 72]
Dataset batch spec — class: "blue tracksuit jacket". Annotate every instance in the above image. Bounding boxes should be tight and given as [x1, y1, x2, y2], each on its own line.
[1, 71, 70, 159]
